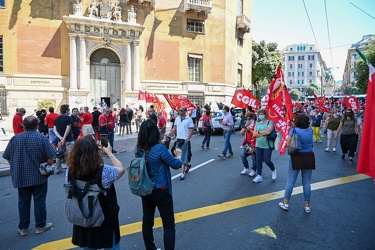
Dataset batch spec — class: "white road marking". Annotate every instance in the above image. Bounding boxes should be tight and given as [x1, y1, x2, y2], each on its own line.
[171, 159, 215, 180]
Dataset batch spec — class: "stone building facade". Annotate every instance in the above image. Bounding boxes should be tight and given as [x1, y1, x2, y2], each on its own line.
[0, 0, 252, 129]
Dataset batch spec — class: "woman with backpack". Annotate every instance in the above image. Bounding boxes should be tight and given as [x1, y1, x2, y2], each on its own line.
[201, 109, 214, 150]
[136, 119, 182, 250]
[67, 136, 125, 249]
[334, 108, 361, 164]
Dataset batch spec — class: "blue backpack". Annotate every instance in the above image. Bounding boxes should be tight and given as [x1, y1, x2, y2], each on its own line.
[128, 149, 162, 196]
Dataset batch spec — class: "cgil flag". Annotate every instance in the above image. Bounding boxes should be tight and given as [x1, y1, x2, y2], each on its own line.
[163, 94, 196, 111]
[231, 88, 260, 110]
[341, 95, 361, 112]
[356, 48, 375, 179]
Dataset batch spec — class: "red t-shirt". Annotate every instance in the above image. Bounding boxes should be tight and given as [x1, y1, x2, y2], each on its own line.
[107, 114, 116, 131]
[12, 113, 24, 134]
[242, 120, 256, 147]
[45, 113, 59, 128]
[158, 116, 166, 129]
[99, 114, 107, 127]
[81, 111, 93, 125]
[202, 115, 211, 129]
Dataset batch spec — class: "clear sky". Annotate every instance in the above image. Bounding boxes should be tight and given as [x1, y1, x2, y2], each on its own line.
[252, 0, 375, 81]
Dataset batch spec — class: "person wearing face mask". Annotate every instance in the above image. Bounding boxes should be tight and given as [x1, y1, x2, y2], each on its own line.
[324, 108, 342, 152]
[310, 109, 323, 143]
[54, 104, 74, 173]
[334, 109, 361, 164]
[217, 106, 235, 160]
[70, 108, 81, 141]
[252, 109, 277, 183]
[13, 108, 26, 134]
[240, 112, 257, 176]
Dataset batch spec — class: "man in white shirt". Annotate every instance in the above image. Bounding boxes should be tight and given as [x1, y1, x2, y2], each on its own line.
[169, 106, 194, 180]
[218, 106, 234, 159]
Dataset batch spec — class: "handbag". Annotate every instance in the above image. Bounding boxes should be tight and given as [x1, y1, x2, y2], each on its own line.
[39, 162, 55, 176]
[244, 143, 254, 155]
[288, 128, 302, 155]
[203, 119, 211, 128]
[56, 147, 66, 159]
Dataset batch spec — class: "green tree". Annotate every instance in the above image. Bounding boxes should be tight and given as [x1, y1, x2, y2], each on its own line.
[289, 89, 301, 101]
[37, 99, 56, 111]
[252, 40, 282, 99]
[354, 40, 375, 93]
[306, 82, 319, 96]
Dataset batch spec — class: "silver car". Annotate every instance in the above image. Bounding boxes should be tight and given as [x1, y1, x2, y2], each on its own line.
[198, 110, 242, 135]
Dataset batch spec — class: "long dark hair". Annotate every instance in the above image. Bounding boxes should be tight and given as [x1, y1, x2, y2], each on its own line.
[137, 119, 160, 151]
[67, 136, 103, 179]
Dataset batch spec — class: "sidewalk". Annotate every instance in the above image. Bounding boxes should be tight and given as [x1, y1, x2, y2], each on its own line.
[0, 131, 139, 177]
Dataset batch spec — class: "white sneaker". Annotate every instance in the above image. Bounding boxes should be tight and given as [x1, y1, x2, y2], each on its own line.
[325, 147, 330, 152]
[240, 168, 250, 175]
[272, 170, 277, 180]
[253, 175, 263, 183]
[332, 148, 337, 152]
[278, 202, 289, 211]
[248, 169, 256, 177]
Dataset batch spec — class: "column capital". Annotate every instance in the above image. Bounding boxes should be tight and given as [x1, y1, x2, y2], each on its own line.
[124, 41, 132, 46]
[78, 34, 87, 40]
[133, 41, 140, 46]
[69, 33, 78, 38]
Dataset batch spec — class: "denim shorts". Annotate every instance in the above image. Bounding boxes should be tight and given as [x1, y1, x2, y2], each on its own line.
[177, 140, 189, 164]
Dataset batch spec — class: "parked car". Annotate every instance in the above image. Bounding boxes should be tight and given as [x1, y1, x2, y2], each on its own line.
[198, 110, 241, 135]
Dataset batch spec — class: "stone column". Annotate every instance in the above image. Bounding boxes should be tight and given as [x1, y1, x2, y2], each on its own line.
[133, 41, 140, 91]
[69, 34, 78, 90]
[125, 41, 132, 91]
[79, 34, 87, 90]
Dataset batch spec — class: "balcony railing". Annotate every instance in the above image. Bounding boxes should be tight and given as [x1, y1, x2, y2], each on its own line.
[184, 0, 212, 16]
[236, 15, 251, 34]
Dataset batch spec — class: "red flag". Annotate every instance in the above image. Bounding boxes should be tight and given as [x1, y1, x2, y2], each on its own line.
[231, 88, 260, 110]
[356, 49, 375, 178]
[313, 92, 330, 113]
[261, 64, 284, 110]
[261, 64, 292, 155]
[138, 90, 146, 100]
[163, 94, 196, 111]
[341, 95, 361, 112]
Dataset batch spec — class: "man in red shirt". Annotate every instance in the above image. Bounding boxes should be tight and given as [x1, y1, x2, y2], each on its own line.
[12, 108, 26, 134]
[44, 107, 59, 143]
[107, 109, 117, 153]
[158, 111, 167, 139]
[79, 106, 95, 138]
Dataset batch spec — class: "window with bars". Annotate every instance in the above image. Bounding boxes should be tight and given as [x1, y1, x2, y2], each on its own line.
[188, 55, 202, 82]
[0, 36, 3, 72]
[187, 19, 205, 34]
[237, 64, 243, 87]
[0, 87, 8, 115]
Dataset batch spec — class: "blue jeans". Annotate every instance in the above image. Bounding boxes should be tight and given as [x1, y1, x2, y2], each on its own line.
[202, 128, 212, 148]
[81, 233, 120, 250]
[222, 130, 233, 155]
[177, 140, 189, 165]
[284, 161, 313, 202]
[141, 189, 175, 250]
[240, 147, 256, 170]
[18, 181, 48, 229]
[48, 128, 56, 142]
[108, 130, 114, 148]
[255, 147, 275, 175]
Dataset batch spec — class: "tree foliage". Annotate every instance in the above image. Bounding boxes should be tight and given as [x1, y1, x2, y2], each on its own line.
[289, 89, 301, 101]
[354, 40, 375, 93]
[306, 83, 319, 96]
[252, 40, 282, 98]
[37, 99, 56, 111]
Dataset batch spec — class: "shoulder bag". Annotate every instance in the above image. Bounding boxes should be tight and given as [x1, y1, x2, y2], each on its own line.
[288, 128, 302, 155]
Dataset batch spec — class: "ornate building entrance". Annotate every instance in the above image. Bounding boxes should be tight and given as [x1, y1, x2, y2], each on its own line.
[89, 48, 121, 108]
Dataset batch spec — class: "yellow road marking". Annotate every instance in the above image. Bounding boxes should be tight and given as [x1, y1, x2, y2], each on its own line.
[252, 226, 277, 239]
[33, 174, 369, 249]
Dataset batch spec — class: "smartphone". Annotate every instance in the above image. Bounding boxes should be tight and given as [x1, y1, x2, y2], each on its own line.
[100, 134, 108, 147]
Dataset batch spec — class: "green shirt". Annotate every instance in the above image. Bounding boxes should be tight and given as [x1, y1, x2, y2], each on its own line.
[255, 120, 274, 149]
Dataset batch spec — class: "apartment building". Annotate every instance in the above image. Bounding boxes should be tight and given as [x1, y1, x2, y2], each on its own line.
[342, 34, 374, 89]
[0, 0, 252, 128]
[282, 43, 330, 96]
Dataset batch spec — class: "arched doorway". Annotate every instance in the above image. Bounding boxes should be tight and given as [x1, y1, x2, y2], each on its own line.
[90, 48, 121, 108]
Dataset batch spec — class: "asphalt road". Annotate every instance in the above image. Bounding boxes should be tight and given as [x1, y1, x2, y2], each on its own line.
[0, 132, 374, 250]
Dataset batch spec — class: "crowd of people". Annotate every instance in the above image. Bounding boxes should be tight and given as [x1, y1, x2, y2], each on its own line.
[3, 97, 366, 249]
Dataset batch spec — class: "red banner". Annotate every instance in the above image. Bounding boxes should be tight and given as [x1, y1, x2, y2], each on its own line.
[261, 64, 284, 110]
[342, 96, 361, 112]
[163, 94, 196, 111]
[138, 90, 146, 100]
[231, 88, 260, 109]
